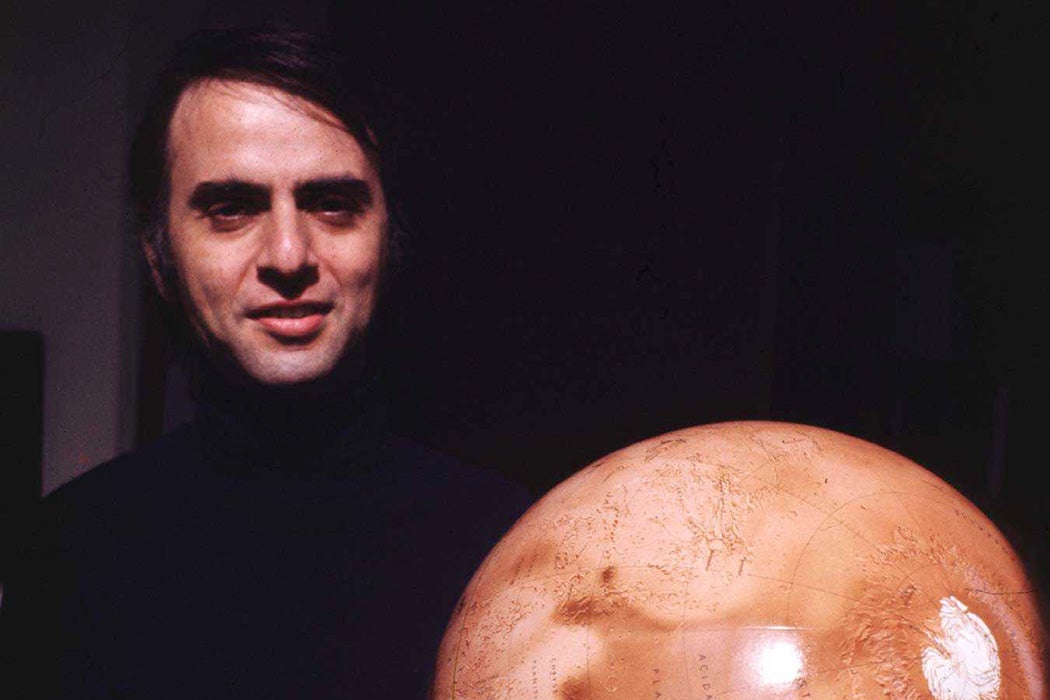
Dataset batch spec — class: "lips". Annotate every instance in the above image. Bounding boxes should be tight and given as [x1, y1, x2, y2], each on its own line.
[247, 301, 332, 339]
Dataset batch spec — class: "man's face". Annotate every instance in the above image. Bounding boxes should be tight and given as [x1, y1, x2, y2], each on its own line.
[164, 80, 388, 386]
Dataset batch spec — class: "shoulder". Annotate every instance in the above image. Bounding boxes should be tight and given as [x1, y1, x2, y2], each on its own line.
[39, 424, 203, 542]
[382, 434, 532, 495]
[375, 434, 535, 524]
[48, 424, 199, 499]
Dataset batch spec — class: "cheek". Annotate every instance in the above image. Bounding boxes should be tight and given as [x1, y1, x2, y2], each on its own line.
[331, 239, 386, 296]
[176, 250, 243, 322]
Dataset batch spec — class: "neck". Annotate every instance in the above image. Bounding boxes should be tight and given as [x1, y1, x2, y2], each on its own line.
[192, 354, 388, 476]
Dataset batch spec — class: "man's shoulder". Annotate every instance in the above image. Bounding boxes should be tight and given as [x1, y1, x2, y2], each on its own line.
[383, 434, 530, 490]
[42, 423, 202, 524]
[378, 434, 535, 515]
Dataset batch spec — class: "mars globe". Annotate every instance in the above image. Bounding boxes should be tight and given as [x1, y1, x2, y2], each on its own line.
[433, 421, 1047, 699]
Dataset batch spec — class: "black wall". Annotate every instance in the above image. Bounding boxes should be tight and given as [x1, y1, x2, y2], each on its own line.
[328, 1, 1048, 595]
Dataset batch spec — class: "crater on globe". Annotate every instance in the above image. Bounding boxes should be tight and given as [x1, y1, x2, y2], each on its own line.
[432, 421, 1047, 699]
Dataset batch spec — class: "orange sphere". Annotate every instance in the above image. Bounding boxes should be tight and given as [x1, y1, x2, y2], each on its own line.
[433, 421, 1047, 699]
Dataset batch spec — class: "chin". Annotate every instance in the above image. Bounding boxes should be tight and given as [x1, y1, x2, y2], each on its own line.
[237, 350, 344, 388]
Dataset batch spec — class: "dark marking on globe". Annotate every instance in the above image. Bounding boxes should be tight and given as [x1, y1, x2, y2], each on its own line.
[555, 596, 606, 626]
[559, 676, 591, 700]
[507, 538, 555, 585]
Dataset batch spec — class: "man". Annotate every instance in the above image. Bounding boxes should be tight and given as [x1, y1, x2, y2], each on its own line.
[0, 25, 532, 699]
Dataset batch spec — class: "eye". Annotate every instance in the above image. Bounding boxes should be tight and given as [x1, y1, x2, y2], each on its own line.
[294, 179, 373, 227]
[308, 196, 361, 225]
[205, 200, 259, 231]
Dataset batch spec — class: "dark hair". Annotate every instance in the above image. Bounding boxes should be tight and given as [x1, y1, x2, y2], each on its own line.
[129, 23, 404, 357]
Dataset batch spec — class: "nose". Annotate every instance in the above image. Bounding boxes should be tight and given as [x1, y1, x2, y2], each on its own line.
[259, 198, 313, 272]
[257, 199, 318, 296]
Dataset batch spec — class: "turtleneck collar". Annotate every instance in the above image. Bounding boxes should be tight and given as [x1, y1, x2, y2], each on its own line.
[193, 361, 390, 478]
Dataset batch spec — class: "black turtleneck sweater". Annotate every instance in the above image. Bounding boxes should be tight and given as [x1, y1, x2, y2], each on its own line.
[0, 374, 533, 699]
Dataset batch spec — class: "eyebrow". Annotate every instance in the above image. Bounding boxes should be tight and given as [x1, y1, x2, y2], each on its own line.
[294, 177, 374, 208]
[188, 180, 269, 211]
[187, 177, 374, 210]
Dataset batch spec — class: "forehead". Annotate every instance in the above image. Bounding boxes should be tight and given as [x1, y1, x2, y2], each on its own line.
[167, 79, 376, 185]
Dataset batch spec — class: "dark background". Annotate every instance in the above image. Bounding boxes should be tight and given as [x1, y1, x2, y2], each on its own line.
[320, 1, 1047, 595]
[5, 0, 1045, 607]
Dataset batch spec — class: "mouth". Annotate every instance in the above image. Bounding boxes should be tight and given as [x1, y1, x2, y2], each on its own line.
[247, 302, 332, 339]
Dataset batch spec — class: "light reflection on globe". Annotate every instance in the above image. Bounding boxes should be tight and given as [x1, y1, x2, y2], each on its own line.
[433, 421, 1047, 699]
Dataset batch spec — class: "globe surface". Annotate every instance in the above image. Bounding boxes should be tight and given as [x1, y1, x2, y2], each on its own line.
[433, 421, 1047, 699]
